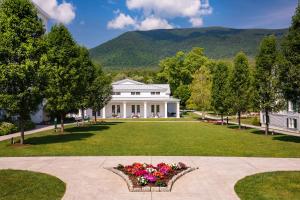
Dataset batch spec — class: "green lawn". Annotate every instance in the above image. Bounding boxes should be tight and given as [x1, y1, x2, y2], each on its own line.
[0, 122, 300, 157]
[235, 171, 300, 200]
[0, 170, 66, 200]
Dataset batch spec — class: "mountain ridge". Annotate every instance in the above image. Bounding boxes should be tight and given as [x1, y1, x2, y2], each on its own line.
[90, 27, 288, 70]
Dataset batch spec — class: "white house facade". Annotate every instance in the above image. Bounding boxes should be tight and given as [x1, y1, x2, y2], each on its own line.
[260, 101, 300, 133]
[80, 79, 180, 119]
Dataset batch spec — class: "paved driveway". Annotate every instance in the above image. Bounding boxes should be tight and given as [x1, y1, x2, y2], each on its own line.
[0, 156, 300, 200]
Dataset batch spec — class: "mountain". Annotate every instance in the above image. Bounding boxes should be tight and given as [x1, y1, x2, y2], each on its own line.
[90, 27, 288, 70]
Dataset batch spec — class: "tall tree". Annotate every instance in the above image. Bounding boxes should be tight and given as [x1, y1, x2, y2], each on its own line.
[76, 46, 96, 124]
[158, 48, 208, 107]
[87, 72, 112, 122]
[255, 36, 282, 135]
[43, 25, 81, 133]
[0, 0, 45, 144]
[280, 4, 300, 107]
[211, 62, 230, 124]
[187, 65, 212, 119]
[229, 52, 251, 129]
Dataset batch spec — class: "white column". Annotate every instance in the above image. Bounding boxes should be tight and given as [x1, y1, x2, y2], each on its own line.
[176, 102, 180, 118]
[144, 102, 147, 118]
[123, 102, 127, 118]
[164, 102, 168, 118]
[102, 107, 106, 119]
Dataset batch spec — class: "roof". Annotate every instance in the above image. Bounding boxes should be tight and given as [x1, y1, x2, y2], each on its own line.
[32, 1, 51, 19]
[112, 79, 171, 93]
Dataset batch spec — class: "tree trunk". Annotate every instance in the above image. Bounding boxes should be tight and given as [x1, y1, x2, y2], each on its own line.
[19, 116, 25, 145]
[94, 111, 97, 123]
[81, 107, 85, 125]
[60, 113, 64, 133]
[221, 114, 224, 125]
[265, 110, 269, 135]
[238, 111, 241, 129]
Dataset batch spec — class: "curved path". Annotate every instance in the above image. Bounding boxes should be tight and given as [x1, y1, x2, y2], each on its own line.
[0, 156, 300, 200]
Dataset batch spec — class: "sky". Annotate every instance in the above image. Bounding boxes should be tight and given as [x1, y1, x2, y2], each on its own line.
[32, 0, 299, 49]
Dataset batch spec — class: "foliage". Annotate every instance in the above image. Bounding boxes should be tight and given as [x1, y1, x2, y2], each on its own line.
[0, 169, 66, 200]
[0, 0, 46, 144]
[251, 117, 260, 126]
[211, 62, 230, 122]
[0, 122, 17, 136]
[43, 24, 82, 132]
[109, 68, 159, 84]
[235, 171, 300, 200]
[90, 27, 287, 69]
[255, 36, 283, 135]
[87, 72, 112, 121]
[229, 52, 251, 128]
[280, 5, 300, 108]
[187, 66, 212, 112]
[158, 48, 209, 107]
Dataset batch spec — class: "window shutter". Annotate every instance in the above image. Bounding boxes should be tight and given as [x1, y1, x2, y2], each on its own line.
[287, 118, 289, 128]
[294, 119, 297, 129]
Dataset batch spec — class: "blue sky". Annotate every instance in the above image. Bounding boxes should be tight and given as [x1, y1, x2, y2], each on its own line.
[36, 0, 298, 48]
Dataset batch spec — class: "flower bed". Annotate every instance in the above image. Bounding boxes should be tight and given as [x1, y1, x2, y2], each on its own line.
[107, 162, 197, 192]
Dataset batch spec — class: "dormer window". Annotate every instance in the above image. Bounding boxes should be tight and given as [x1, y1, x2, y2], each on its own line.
[151, 92, 160, 95]
[113, 92, 121, 95]
[131, 92, 140, 95]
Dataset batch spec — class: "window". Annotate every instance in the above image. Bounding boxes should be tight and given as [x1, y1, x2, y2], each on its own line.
[97, 110, 101, 116]
[112, 105, 116, 114]
[156, 105, 160, 113]
[151, 105, 155, 113]
[137, 105, 140, 113]
[112, 92, 121, 95]
[132, 105, 135, 113]
[151, 92, 160, 95]
[287, 118, 297, 129]
[131, 92, 140, 95]
[117, 105, 120, 113]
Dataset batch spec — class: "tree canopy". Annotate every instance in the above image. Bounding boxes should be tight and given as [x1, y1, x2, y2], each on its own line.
[0, 0, 46, 144]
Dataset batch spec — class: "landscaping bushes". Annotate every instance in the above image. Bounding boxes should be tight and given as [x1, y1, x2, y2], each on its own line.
[0, 122, 17, 136]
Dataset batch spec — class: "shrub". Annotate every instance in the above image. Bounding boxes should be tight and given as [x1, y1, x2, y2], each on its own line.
[23, 120, 35, 131]
[0, 122, 17, 136]
[251, 117, 260, 126]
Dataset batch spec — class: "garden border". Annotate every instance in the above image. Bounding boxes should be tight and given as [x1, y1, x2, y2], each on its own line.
[105, 166, 198, 192]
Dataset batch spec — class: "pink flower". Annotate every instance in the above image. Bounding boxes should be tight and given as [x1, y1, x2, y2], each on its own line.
[144, 174, 157, 183]
[135, 170, 148, 177]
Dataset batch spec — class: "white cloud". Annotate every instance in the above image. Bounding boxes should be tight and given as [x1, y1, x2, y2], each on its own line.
[107, 12, 137, 29]
[138, 16, 173, 30]
[189, 17, 203, 27]
[107, 0, 212, 30]
[32, 0, 76, 24]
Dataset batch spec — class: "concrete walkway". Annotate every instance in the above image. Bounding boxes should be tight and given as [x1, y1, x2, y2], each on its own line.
[1, 157, 300, 200]
[0, 125, 54, 142]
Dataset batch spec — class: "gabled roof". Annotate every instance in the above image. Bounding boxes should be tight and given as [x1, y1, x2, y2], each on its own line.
[112, 79, 145, 85]
[112, 79, 170, 93]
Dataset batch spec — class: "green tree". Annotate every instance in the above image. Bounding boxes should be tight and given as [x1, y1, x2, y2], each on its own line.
[187, 66, 212, 119]
[211, 62, 230, 124]
[76, 46, 96, 123]
[43, 25, 81, 133]
[255, 36, 282, 135]
[158, 48, 209, 107]
[280, 4, 300, 107]
[87, 72, 112, 122]
[229, 52, 251, 129]
[0, 0, 45, 144]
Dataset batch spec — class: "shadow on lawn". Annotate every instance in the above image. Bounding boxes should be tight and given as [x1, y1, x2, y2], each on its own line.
[273, 135, 300, 144]
[26, 123, 119, 145]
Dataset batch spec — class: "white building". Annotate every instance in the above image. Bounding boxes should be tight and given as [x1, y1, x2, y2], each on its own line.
[80, 79, 180, 119]
[260, 101, 300, 133]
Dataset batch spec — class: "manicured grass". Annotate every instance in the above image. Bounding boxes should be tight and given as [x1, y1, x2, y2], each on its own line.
[0, 169, 66, 200]
[235, 171, 300, 200]
[0, 122, 299, 157]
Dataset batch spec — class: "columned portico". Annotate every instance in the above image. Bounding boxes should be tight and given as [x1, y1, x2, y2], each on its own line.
[102, 107, 106, 119]
[164, 102, 168, 118]
[176, 102, 180, 118]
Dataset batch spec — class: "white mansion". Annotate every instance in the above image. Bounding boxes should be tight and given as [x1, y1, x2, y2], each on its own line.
[80, 79, 180, 119]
